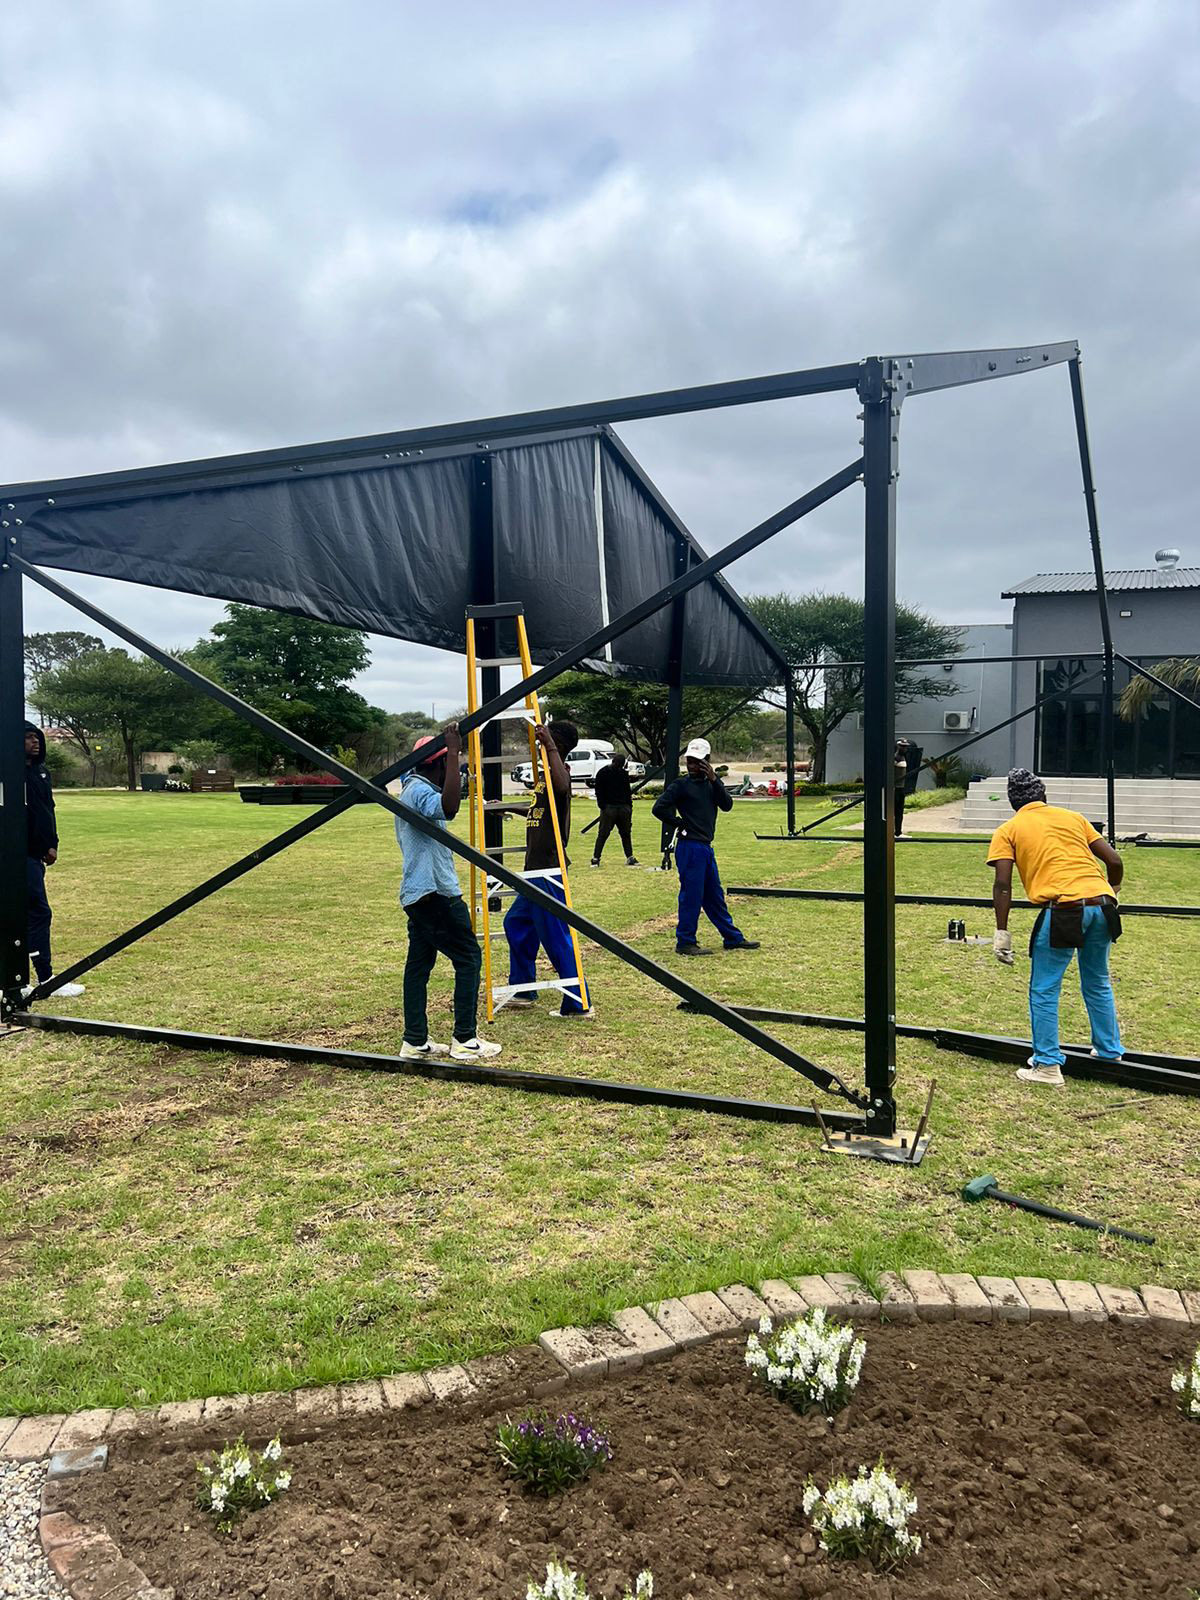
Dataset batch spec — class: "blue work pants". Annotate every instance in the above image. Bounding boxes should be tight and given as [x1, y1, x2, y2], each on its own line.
[26, 858, 53, 983]
[674, 836, 745, 949]
[1029, 904, 1123, 1066]
[505, 872, 586, 1014]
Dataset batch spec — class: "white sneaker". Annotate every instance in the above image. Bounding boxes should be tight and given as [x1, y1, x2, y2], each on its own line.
[1016, 1059, 1065, 1088]
[450, 1036, 502, 1060]
[552, 1007, 596, 1020]
[47, 979, 86, 998]
[505, 995, 537, 1011]
[399, 1039, 449, 1060]
[1089, 1048, 1125, 1063]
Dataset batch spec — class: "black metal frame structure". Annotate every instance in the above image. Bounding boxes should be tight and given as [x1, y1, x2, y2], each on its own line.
[6, 343, 1193, 1140]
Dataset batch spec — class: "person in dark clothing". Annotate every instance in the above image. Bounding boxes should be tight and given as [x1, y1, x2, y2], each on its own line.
[652, 736, 759, 956]
[504, 721, 591, 1017]
[22, 722, 85, 998]
[590, 753, 638, 867]
[893, 739, 922, 836]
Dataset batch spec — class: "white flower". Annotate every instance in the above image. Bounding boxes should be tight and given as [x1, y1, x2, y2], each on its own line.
[274, 1472, 291, 1491]
[233, 1456, 252, 1479]
[262, 1438, 282, 1462]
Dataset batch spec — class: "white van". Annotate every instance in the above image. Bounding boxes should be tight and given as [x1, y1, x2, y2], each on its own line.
[511, 740, 646, 789]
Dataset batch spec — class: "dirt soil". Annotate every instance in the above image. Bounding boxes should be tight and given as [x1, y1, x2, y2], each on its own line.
[69, 1320, 1199, 1600]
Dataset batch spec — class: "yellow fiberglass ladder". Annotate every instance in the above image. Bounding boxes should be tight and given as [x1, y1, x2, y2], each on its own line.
[465, 603, 589, 1023]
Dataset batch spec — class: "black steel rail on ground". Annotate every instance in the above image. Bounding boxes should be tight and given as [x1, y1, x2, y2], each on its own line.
[755, 832, 982, 844]
[676, 1002, 1200, 1097]
[726, 884, 1200, 917]
[10, 1013, 868, 1129]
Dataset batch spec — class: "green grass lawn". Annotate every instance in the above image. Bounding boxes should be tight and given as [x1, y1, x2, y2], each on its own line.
[2, 789, 1198, 1416]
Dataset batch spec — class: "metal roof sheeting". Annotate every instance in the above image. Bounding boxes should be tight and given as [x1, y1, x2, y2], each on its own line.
[1003, 569, 1200, 596]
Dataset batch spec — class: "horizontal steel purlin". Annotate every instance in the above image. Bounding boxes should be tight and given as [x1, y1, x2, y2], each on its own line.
[10, 1014, 868, 1131]
[726, 885, 1200, 917]
[676, 1003, 1199, 1095]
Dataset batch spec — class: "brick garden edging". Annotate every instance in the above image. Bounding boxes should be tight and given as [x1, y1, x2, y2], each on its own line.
[9, 1270, 1200, 1600]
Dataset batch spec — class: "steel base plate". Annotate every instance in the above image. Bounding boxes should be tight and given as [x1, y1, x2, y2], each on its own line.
[819, 1127, 932, 1166]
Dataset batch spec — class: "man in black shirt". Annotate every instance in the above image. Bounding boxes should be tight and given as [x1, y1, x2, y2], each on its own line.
[503, 721, 591, 1016]
[23, 722, 85, 998]
[589, 753, 638, 867]
[652, 737, 759, 956]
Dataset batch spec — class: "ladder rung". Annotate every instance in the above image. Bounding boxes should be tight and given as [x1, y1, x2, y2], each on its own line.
[481, 800, 517, 811]
[484, 708, 536, 723]
[474, 657, 524, 668]
[493, 979, 581, 998]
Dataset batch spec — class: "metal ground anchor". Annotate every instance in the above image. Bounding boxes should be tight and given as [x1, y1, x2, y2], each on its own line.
[814, 1080, 935, 1166]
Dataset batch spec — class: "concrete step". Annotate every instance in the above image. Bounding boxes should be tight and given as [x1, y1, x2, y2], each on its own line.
[961, 777, 1200, 838]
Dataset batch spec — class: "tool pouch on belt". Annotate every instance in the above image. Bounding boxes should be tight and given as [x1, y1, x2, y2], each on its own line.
[1101, 900, 1123, 943]
[1049, 902, 1086, 949]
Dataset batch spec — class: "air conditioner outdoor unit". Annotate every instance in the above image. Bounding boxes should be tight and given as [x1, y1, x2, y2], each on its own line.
[943, 709, 974, 731]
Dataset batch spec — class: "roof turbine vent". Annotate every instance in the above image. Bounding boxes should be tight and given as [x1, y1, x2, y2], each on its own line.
[1155, 547, 1181, 571]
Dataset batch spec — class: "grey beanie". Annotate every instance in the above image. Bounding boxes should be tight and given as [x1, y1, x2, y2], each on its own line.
[1007, 767, 1047, 809]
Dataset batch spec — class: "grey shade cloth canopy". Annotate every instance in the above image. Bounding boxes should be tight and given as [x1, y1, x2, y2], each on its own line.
[6, 425, 784, 688]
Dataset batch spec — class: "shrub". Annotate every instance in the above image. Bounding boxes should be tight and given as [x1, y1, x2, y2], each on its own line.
[526, 1562, 652, 1600]
[164, 778, 190, 792]
[497, 1411, 611, 1496]
[196, 1435, 291, 1532]
[175, 739, 222, 769]
[745, 1308, 865, 1415]
[928, 755, 991, 789]
[273, 773, 343, 786]
[803, 1460, 921, 1570]
[1171, 1344, 1200, 1420]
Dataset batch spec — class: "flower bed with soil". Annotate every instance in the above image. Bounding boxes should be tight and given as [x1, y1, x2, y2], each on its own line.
[64, 1319, 1197, 1600]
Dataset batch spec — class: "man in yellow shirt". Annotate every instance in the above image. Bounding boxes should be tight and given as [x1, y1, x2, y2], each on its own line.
[987, 768, 1124, 1088]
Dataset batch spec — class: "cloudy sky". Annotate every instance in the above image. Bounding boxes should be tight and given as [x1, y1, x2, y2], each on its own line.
[3, 0, 1197, 716]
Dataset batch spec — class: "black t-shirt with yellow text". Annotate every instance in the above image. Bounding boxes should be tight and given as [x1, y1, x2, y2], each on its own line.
[524, 771, 571, 871]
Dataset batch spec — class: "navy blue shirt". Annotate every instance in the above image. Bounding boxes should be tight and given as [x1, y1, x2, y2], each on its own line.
[652, 774, 732, 844]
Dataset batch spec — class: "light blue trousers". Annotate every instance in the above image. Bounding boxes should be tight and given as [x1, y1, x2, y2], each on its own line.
[1029, 904, 1123, 1066]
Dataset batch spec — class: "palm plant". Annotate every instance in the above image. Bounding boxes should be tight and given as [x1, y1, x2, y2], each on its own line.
[1118, 658, 1200, 719]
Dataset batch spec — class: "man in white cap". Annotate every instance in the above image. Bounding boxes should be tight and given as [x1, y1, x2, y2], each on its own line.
[652, 737, 759, 956]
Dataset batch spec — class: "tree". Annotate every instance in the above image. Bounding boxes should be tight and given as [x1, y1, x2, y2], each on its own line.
[1118, 658, 1200, 720]
[542, 671, 768, 768]
[30, 649, 195, 790]
[746, 593, 965, 782]
[23, 630, 104, 687]
[186, 604, 386, 771]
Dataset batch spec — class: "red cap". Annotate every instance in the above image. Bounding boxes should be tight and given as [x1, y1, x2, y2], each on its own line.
[412, 735, 443, 766]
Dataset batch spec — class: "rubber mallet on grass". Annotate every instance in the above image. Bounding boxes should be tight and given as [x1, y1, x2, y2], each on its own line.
[961, 1174, 1155, 1245]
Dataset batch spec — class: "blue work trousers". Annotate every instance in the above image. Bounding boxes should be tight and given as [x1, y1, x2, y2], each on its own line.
[674, 836, 745, 949]
[26, 858, 53, 983]
[505, 872, 585, 1014]
[1029, 904, 1123, 1066]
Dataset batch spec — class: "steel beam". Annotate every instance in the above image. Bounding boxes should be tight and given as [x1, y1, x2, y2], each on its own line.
[10, 1012, 868, 1130]
[0, 544, 28, 1001]
[859, 357, 899, 1136]
[1068, 357, 1117, 842]
[894, 342, 1078, 396]
[0, 366, 861, 509]
[725, 884, 1200, 917]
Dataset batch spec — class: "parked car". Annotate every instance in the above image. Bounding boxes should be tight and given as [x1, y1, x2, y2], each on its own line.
[510, 741, 646, 789]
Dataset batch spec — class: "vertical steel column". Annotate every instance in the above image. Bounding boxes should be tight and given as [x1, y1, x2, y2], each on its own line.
[784, 672, 797, 834]
[0, 537, 28, 1011]
[1068, 356, 1116, 843]
[661, 539, 689, 849]
[859, 358, 899, 1137]
[470, 454, 504, 854]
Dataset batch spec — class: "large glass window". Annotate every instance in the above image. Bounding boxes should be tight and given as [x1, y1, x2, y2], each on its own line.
[1036, 656, 1198, 778]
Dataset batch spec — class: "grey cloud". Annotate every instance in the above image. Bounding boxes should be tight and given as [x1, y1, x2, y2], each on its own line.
[4, 0, 1198, 708]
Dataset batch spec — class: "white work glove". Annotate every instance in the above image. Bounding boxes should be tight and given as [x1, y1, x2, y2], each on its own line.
[993, 929, 1014, 966]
